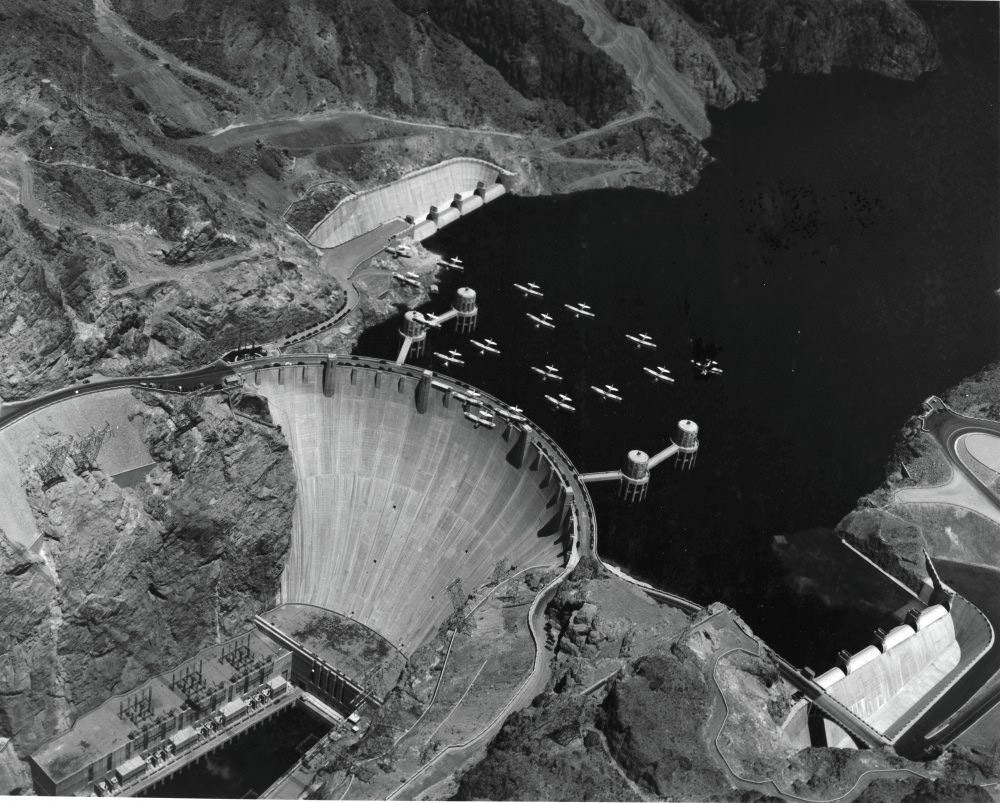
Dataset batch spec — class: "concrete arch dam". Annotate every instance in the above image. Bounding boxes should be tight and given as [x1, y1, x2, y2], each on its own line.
[252, 359, 585, 654]
[307, 158, 515, 250]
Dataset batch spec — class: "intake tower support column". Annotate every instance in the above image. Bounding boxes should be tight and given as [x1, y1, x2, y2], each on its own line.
[620, 450, 650, 503]
[454, 287, 478, 334]
[674, 419, 699, 470]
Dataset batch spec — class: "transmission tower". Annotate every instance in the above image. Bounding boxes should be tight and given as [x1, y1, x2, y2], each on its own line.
[37, 444, 70, 488]
[70, 422, 111, 472]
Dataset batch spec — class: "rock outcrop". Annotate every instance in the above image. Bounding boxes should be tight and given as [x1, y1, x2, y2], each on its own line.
[460, 569, 937, 800]
[0, 390, 294, 782]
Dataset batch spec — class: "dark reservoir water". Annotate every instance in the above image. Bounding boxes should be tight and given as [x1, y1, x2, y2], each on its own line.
[141, 705, 329, 799]
[357, 2, 998, 669]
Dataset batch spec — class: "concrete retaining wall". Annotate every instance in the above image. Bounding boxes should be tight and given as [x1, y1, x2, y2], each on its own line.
[308, 158, 513, 249]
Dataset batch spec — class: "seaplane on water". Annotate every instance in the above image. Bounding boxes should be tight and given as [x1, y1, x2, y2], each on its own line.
[438, 256, 464, 271]
[544, 393, 576, 413]
[564, 301, 595, 319]
[626, 332, 657, 349]
[469, 337, 501, 356]
[392, 272, 422, 289]
[643, 365, 675, 384]
[692, 358, 723, 377]
[530, 364, 562, 381]
[514, 281, 543, 298]
[590, 384, 622, 402]
[464, 408, 496, 429]
[527, 312, 556, 330]
[434, 350, 464, 367]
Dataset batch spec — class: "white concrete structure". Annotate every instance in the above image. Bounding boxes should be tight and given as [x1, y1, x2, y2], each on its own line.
[308, 158, 514, 249]
[255, 362, 571, 653]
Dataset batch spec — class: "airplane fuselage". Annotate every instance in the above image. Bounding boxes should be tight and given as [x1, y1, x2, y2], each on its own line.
[626, 334, 657, 349]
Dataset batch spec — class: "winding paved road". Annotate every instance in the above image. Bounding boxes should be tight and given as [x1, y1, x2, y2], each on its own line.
[891, 399, 1000, 757]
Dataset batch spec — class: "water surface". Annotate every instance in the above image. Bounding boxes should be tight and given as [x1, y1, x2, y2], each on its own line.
[357, 2, 999, 668]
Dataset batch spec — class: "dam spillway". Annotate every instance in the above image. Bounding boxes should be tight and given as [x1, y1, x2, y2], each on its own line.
[253, 358, 581, 653]
[307, 158, 514, 249]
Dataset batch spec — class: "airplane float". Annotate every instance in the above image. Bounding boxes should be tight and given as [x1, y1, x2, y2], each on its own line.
[469, 337, 501, 356]
[464, 409, 496, 429]
[438, 256, 464, 271]
[530, 365, 562, 381]
[692, 358, 723, 377]
[626, 333, 657, 349]
[527, 312, 556, 330]
[434, 350, 465, 367]
[392, 272, 421, 289]
[643, 366, 675, 384]
[514, 282, 543, 298]
[544, 393, 576, 413]
[386, 243, 412, 258]
[590, 384, 622, 402]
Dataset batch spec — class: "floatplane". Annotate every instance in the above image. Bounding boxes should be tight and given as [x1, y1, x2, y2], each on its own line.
[392, 272, 421, 289]
[386, 242, 412, 258]
[692, 358, 723, 377]
[530, 364, 562, 381]
[464, 408, 496, 429]
[438, 256, 464, 271]
[643, 365, 675, 384]
[469, 337, 501, 356]
[453, 390, 482, 405]
[590, 383, 622, 402]
[504, 404, 526, 422]
[412, 310, 442, 328]
[434, 349, 464, 367]
[564, 301, 595, 319]
[514, 281, 543, 298]
[626, 332, 657, 349]
[544, 393, 576, 413]
[527, 312, 555, 330]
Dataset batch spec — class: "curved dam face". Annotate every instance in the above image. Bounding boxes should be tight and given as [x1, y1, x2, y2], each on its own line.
[308, 158, 512, 249]
[253, 359, 575, 654]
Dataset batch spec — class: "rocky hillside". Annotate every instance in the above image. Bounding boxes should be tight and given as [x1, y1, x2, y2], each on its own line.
[832, 361, 1000, 592]
[457, 562, 975, 800]
[0, 0, 939, 399]
[0, 389, 294, 774]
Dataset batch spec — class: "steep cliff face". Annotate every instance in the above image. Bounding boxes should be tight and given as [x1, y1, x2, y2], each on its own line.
[559, 0, 937, 134]
[678, 0, 940, 84]
[115, 0, 635, 135]
[395, 0, 636, 129]
[0, 390, 294, 771]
